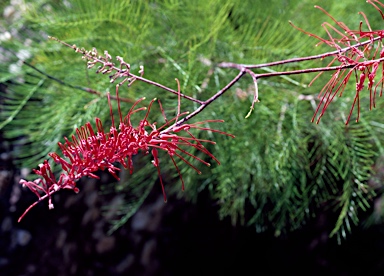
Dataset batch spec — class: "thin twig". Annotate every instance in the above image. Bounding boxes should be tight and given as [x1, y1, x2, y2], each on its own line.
[217, 36, 382, 70]
[49, 36, 204, 105]
[255, 57, 384, 79]
[22, 61, 134, 103]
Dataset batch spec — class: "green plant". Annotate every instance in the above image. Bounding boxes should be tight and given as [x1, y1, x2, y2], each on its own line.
[2, 0, 384, 242]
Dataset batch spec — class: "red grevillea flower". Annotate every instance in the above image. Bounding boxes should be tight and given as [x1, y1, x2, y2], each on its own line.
[289, 2, 384, 124]
[18, 89, 234, 222]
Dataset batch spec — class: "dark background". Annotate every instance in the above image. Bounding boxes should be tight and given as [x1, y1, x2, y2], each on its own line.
[1, 133, 384, 276]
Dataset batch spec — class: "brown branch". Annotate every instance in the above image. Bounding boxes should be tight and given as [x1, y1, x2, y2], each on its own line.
[161, 70, 247, 134]
[255, 57, 384, 79]
[217, 36, 382, 70]
[48, 36, 203, 105]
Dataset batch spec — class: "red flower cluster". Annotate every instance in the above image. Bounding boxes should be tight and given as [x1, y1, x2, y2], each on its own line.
[18, 90, 234, 222]
[291, 0, 384, 124]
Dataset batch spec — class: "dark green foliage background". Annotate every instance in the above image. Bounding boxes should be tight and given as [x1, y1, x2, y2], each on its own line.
[1, 0, 384, 242]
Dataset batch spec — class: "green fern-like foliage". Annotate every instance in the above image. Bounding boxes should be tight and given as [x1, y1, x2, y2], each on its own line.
[1, 0, 384, 241]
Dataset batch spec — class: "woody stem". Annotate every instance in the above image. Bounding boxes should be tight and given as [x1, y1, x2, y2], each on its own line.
[217, 36, 382, 70]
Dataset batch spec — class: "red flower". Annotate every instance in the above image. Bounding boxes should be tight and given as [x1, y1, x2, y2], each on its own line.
[18, 91, 233, 222]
